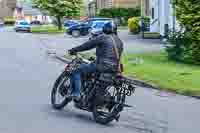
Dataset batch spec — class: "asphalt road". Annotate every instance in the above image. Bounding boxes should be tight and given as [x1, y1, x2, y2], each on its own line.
[0, 30, 200, 133]
[21, 30, 164, 56]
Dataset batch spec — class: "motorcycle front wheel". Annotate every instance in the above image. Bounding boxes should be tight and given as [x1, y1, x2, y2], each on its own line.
[51, 71, 72, 110]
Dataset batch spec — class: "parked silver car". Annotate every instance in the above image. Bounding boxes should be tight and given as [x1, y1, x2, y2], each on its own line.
[0, 19, 4, 27]
[14, 20, 31, 32]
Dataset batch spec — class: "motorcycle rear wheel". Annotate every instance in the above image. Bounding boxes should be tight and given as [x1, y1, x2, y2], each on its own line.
[92, 85, 125, 124]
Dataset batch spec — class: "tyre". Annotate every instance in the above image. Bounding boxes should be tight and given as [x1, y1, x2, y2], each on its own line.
[72, 30, 80, 38]
[92, 85, 125, 124]
[51, 71, 72, 110]
[88, 28, 92, 34]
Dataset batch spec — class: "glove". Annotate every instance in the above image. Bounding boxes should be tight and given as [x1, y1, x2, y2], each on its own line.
[68, 49, 76, 55]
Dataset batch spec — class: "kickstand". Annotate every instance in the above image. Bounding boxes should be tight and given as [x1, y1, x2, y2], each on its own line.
[115, 114, 120, 122]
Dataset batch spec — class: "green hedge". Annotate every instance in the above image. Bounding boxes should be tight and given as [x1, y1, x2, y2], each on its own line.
[142, 16, 150, 31]
[4, 17, 15, 25]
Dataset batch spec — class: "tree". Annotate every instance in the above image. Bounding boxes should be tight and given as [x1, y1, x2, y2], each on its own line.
[174, 0, 200, 38]
[169, 0, 200, 64]
[33, 0, 82, 30]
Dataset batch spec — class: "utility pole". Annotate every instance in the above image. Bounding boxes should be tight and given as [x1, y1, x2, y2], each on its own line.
[141, 0, 144, 38]
[95, 0, 98, 17]
[173, 0, 177, 33]
[173, 0, 177, 49]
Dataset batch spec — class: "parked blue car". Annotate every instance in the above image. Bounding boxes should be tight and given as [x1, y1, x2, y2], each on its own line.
[89, 21, 111, 40]
[66, 18, 111, 37]
[64, 20, 80, 29]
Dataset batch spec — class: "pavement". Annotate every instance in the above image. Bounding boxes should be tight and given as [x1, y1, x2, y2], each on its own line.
[0, 29, 200, 133]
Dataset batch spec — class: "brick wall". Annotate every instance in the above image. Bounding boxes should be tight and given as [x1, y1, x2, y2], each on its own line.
[112, 0, 140, 8]
[96, 0, 141, 10]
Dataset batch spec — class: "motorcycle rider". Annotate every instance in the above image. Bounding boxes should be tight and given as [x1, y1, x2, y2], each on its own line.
[68, 21, 124, 101]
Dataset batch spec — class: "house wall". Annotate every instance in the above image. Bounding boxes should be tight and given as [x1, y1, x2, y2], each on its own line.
[112, 0, 140, 8]
[96, 0, 112, 10]
[149, 0, 159, 33]
[0, 0, 16, 18]
[142, 0, 150, 16]
[14, 2, 53, 24]
[150, 0, 176, 36]
[6, 0, 17, 9]
[88, 1, 96, 17]
[21, 15, 52, 24]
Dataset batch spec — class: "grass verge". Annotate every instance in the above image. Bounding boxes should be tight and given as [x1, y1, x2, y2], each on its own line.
[31, 25, 64, 34]
[118, 26, 128, 30]
[123, 52, 200, 96]
[143, 32, 160, 39]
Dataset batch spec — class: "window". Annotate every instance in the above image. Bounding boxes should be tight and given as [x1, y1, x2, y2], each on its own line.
[83, 21, 89, 25]
[92, 22, 105, 28]
[20, 22, 29, 25]
[152, 8, 154, 19]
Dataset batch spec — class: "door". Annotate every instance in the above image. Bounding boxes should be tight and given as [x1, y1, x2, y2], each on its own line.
[81, 21, 91, 35]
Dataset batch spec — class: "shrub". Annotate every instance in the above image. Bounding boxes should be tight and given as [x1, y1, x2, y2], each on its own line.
[128, 17, 139, 34]
[4, 17, 15, 25]
[166, 30, 190, 62]
[142, 16, 150, 31]
[168, 0, 200, 65]
[166, 29, 200, 65]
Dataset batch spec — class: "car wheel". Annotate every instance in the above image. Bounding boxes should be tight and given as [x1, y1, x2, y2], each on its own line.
[88, 28, 92, 33]
[72, 30, 80, 38]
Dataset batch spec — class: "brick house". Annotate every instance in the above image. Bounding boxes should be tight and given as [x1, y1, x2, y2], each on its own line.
[0, 0, 16, 19]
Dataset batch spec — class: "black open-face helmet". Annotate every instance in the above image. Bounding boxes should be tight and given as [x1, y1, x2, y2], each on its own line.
[102, 21, 117, 35]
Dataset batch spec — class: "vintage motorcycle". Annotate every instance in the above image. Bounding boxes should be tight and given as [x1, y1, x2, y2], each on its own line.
[51, 54, 136, 124]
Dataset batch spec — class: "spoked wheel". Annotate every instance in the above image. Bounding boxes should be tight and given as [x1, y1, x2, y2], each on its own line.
[93, 85, 125, 124]
[51, 71, 72, 110]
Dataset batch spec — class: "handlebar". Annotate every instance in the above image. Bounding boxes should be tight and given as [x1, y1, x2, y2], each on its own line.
[68, 53, 94, 64]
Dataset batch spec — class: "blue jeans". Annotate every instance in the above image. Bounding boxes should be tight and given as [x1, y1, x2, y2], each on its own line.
[70, 63, 96, 96]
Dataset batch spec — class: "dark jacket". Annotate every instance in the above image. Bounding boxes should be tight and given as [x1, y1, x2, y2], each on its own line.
[72, 34, 124, 72]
